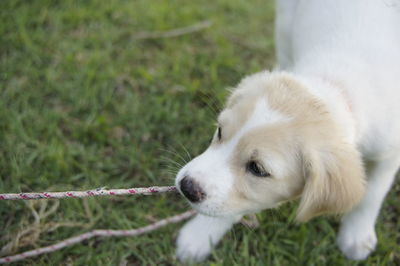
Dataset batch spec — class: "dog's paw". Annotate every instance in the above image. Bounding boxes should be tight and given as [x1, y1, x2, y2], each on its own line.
[176, 225, 212, 262]
[337, 225, 377, 260]
[175, 214, 238, 262]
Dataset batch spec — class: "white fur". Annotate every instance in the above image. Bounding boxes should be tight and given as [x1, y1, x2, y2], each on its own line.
[175, 99, 288, 216]
[176, 214, 241, 261]
[277, 0, 400, 260]
[176, 0, 400, 261]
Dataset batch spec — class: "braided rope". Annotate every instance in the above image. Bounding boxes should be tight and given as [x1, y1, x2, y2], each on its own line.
[0, 186, 177, 200]
[0, 185, 193, 264]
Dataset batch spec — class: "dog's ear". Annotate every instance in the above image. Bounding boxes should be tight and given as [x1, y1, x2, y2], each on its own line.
[296, 141, 366, 222]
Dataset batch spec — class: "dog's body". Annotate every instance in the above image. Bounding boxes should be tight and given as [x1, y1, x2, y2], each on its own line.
[176, 0, 400, 261]
[276, 0, 400, 159]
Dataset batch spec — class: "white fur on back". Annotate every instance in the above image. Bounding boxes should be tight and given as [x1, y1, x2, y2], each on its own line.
[276, 0, 400, 159]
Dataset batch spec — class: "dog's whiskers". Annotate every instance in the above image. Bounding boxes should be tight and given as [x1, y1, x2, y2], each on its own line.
[159, 156, 184, 168]
[176, 142, 192, 162]
[160, 147, 189, 165]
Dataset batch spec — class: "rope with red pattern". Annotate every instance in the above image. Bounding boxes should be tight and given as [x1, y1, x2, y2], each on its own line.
[0, 185, 194, 264]
[0, 186, 177, 200]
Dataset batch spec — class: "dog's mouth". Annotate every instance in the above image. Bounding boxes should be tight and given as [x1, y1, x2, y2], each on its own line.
[176, 189, 223, 217]
[177, 190, 213, 215]
[186, 198, 249, 218]
[176, 180, 252, 218]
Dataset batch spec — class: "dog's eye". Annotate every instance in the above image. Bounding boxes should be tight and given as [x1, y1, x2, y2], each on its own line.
[217, 127, 222, 141]
[246, 161, 270, 177]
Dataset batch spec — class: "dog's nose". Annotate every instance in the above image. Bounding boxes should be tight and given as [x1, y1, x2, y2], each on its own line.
[179, 176, 206, 203]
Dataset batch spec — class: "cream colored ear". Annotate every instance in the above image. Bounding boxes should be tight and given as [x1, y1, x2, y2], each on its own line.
[296, 142, 366, 222]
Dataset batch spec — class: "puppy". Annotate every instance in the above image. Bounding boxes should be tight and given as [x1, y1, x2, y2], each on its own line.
[175, 0, 400, 262]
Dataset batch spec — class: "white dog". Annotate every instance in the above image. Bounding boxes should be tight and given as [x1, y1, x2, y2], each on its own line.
[175, 0, 400, 262]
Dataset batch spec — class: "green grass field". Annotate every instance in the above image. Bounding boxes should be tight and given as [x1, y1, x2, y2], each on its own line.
[1, 0, 399, 265]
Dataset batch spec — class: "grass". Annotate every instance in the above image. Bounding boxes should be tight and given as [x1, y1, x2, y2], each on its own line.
[0, 0, 399, 265]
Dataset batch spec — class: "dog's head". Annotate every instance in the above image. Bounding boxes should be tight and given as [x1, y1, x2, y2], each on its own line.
[175, 71, 365, 221]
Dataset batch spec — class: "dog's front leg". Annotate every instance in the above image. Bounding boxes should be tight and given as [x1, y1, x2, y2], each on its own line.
[337, 156, 400, 260]
[176, 213, 241, 262]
